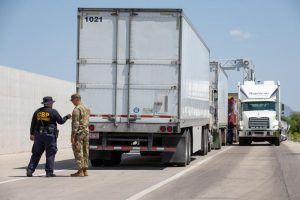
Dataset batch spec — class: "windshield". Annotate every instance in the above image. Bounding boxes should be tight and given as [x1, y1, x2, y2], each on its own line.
[242, 101, 276, 111]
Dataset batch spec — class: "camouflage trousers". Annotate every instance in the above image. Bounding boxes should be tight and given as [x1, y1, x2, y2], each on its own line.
[72, 133, 89, 169]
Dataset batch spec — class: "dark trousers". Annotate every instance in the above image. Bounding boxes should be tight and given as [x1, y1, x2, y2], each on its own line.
[27, 134, 57, 174]
[227, 124, 234, 144]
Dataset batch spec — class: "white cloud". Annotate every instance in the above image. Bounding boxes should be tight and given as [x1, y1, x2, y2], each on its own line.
[229, 29, 251, 40]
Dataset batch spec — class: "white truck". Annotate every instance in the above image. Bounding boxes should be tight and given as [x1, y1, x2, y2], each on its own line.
[238, 81, 283, 146]
[77, 8, 211, 166]
[209, 62, 228, 149]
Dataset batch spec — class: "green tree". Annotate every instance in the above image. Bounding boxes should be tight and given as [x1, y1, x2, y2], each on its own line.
[282, 115, 289, 122]
[288, 112, 300, 141]
[289, 112, 300, 133]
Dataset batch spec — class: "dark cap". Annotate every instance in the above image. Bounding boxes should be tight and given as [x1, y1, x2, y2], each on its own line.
[41, 96, 55, 105]
[70, 93, 81, 101]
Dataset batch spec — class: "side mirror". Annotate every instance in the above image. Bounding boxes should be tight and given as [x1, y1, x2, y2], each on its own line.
[281, 104, 285, 114]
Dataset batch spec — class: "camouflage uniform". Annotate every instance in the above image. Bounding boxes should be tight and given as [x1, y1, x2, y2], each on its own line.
[72, 103, 90, 169]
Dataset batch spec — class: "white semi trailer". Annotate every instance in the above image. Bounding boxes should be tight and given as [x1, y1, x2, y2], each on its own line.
[77, 8, 211, 166]
[238, 81, 282, 146]
[209, 62, 228, 149]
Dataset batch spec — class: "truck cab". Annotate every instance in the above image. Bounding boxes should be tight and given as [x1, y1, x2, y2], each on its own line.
[238, 81, 282, 146]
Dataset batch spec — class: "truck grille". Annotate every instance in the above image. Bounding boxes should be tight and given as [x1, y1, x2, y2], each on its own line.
[248, 117, 270, 129]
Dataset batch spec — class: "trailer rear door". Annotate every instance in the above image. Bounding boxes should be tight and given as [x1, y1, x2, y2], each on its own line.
[77, 9, 180, 125]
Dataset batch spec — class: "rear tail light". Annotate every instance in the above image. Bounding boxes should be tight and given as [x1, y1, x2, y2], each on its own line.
[89, 125, 95, 131]
[167, 126, 173, 133]
[160, 126, 166, 132]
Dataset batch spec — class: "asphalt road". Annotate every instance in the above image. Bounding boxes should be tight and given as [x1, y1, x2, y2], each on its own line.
[0, 141, 299, 200]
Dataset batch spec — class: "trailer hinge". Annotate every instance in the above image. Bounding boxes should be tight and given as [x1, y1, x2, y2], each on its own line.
[129, 115, 137, 122]
[107, 115, 116, 122]
[130, 12, 138, 16]
[112, 60, 117, 64]
[176, 13, 181, 30]
[126, 59, 134, 65]
[78, 59, 87, 64]
[111, 11, 119, 16]
[171, 60, 180, 65]
[78, 14, 84, 29]
[78, 83, 87, 89]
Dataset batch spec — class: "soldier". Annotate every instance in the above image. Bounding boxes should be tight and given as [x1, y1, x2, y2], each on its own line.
[70, 94, 90, 177]
[27, 96, 71, 177]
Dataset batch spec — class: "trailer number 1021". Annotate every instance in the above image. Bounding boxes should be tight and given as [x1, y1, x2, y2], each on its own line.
[85, 16, 103, 22]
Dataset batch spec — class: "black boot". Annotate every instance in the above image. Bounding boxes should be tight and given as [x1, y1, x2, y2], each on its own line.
[26, 169, 33, 177]
[46, 173, 56, 177]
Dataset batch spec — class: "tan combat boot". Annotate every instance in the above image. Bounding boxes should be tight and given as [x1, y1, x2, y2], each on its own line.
[83, 168, 88, 176]
[70, 169, 84, 177]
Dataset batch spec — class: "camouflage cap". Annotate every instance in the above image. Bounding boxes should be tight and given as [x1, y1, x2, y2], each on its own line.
[70, 93, 81, 101]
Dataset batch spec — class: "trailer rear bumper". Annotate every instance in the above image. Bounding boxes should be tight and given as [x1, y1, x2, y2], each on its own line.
[90, 122, 180, 133]
[90, 145, 176, 152]
[89, 131, 181, 157]
[239, 130, 281, 137]
[239, 135, 278, 139]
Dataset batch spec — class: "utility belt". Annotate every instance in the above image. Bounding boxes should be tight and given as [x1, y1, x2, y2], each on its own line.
[37, 126, 59, 138]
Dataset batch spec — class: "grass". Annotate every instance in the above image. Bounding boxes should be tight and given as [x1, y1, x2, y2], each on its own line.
[290, 132, 300, 142]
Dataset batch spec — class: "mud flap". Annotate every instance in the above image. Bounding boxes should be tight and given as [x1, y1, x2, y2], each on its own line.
[161, 133, 187, 164]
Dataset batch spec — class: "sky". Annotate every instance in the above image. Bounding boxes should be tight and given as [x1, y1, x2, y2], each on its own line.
[0, 0, 299, 110]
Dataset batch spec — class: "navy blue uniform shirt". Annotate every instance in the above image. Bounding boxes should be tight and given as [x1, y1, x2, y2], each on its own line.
[30, 106, 68, 136]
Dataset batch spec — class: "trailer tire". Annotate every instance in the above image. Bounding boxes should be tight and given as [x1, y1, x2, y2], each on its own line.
[239, 138, 245, 146]
[215, 130, 222, 150]
[187, 130, 191, 165]
[177, 130, 191, 167]
[246, 139, 252, 145]
[199, 128, 208, 156]
[103, 152, 122, 166]
[208, 142, 211, 152]
[274, 138, 280, 146]
[205, 129, 208, 155]
[239, 138, 251, 146]
[90, 159, 104, 167]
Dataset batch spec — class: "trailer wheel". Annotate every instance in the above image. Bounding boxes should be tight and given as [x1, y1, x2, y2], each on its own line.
[103, 152, 122, 166]
[199, 128, 208, 156]
[215, 130, 222, 150]
[208, 142, 211, 152]
[274, 138, 280, 146]
[187, 130, 191, 165]
[239, 138, 251, 146]
[90, 159, 104, 167]
[204, 129, 208, 155]
[177, 130, 191, 167]
[246, 139, 252, 146]
[239, 138, 245, 146]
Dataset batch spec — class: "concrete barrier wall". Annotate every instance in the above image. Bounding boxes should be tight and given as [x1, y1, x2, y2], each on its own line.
[0, 65, 75, 154]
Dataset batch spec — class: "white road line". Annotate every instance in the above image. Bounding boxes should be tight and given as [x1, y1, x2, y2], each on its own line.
[126, 146, 233, 200]
[0, 167, 74, 185]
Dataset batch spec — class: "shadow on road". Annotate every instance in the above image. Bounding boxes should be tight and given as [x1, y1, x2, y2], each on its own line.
[285, 152, 300, 156]
[9, 175, 73, 178]
[13, 155, 171, 171]
[14, 159, 75, 170]
[90, 154, 165, 170]
[12, 152, 201, 171]
[90, 155, 198, 170]
[229, 142, 273, 147]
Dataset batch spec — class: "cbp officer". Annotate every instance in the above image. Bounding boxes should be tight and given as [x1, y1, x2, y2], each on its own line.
[27, 96, 71, 177]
